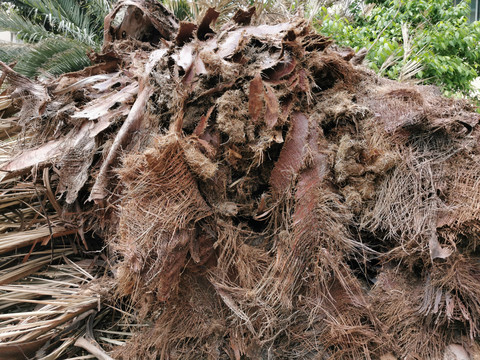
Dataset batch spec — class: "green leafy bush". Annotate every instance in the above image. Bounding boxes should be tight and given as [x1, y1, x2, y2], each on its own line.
[318, 0, 480, 94]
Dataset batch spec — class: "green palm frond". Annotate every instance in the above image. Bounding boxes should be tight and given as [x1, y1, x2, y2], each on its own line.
[9, 37, 91, 78]
[194, 0, 241, 21]
[169, 0, 293, 24]
[19, 0, 92, 32]
[0, 43, 31, 65]
[0, 38, 91, 78]
[85, 0, 114, 35]
[164, 0, 195, 21]
[16, 0, 101, 45]
[41, 40, 92, 76]
[0, 0, 113, 77]
[0, 7, 51, 42]
[10, 0, 113, 45]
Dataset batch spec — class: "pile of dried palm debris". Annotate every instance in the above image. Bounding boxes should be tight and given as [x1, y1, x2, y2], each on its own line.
[1, 0, 480, 358]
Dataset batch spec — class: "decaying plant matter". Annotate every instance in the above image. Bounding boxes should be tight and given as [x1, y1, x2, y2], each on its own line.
[1, 0, 480, 358]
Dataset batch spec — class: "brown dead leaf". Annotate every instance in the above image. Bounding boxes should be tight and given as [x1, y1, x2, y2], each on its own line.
[264, 84, 279, 128]
[248, 74, 264, 123]
[0, 139, 62, 180]
[53, 72, 119, 95]
[263, 56, 297, 83]
[103, 0, 178, 51]
[216, 22, 295, 59]
[176, 22, 197, 46]
[293, 124, 328, 225]
[194, 105, 215, 136]
[0, 103, 131, 183]
[270, 112, 309, 194]
[232, 7, 255, 26]
[198, 8, 220, 41]
[297, 69, 309, 92]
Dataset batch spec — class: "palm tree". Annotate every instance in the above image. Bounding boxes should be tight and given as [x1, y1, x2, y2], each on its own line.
[0, 0, 113, 78]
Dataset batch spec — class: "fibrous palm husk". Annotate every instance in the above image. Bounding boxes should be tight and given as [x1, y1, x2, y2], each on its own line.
[2, 0, 480, 358]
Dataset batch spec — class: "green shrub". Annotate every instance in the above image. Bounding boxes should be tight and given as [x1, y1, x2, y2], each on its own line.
[318, 0, 480, 94]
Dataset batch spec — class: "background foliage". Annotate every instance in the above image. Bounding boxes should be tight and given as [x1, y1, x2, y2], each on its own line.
[0, 0, 112, 78]
[318, 0, 480, 94]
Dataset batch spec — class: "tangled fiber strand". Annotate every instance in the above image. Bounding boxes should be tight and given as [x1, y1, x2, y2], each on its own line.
[114, 274, 226, 360]
[114, 135, 212, 304]
[423, 256, 480, 339]
[360, 135, 458, 263]
[370, 268, 449, 359]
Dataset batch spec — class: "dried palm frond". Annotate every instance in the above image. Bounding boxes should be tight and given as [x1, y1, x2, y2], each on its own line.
[0, 254, 105, 360]
[0, 249, 73, 286]
[398, 23, 425, 82]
